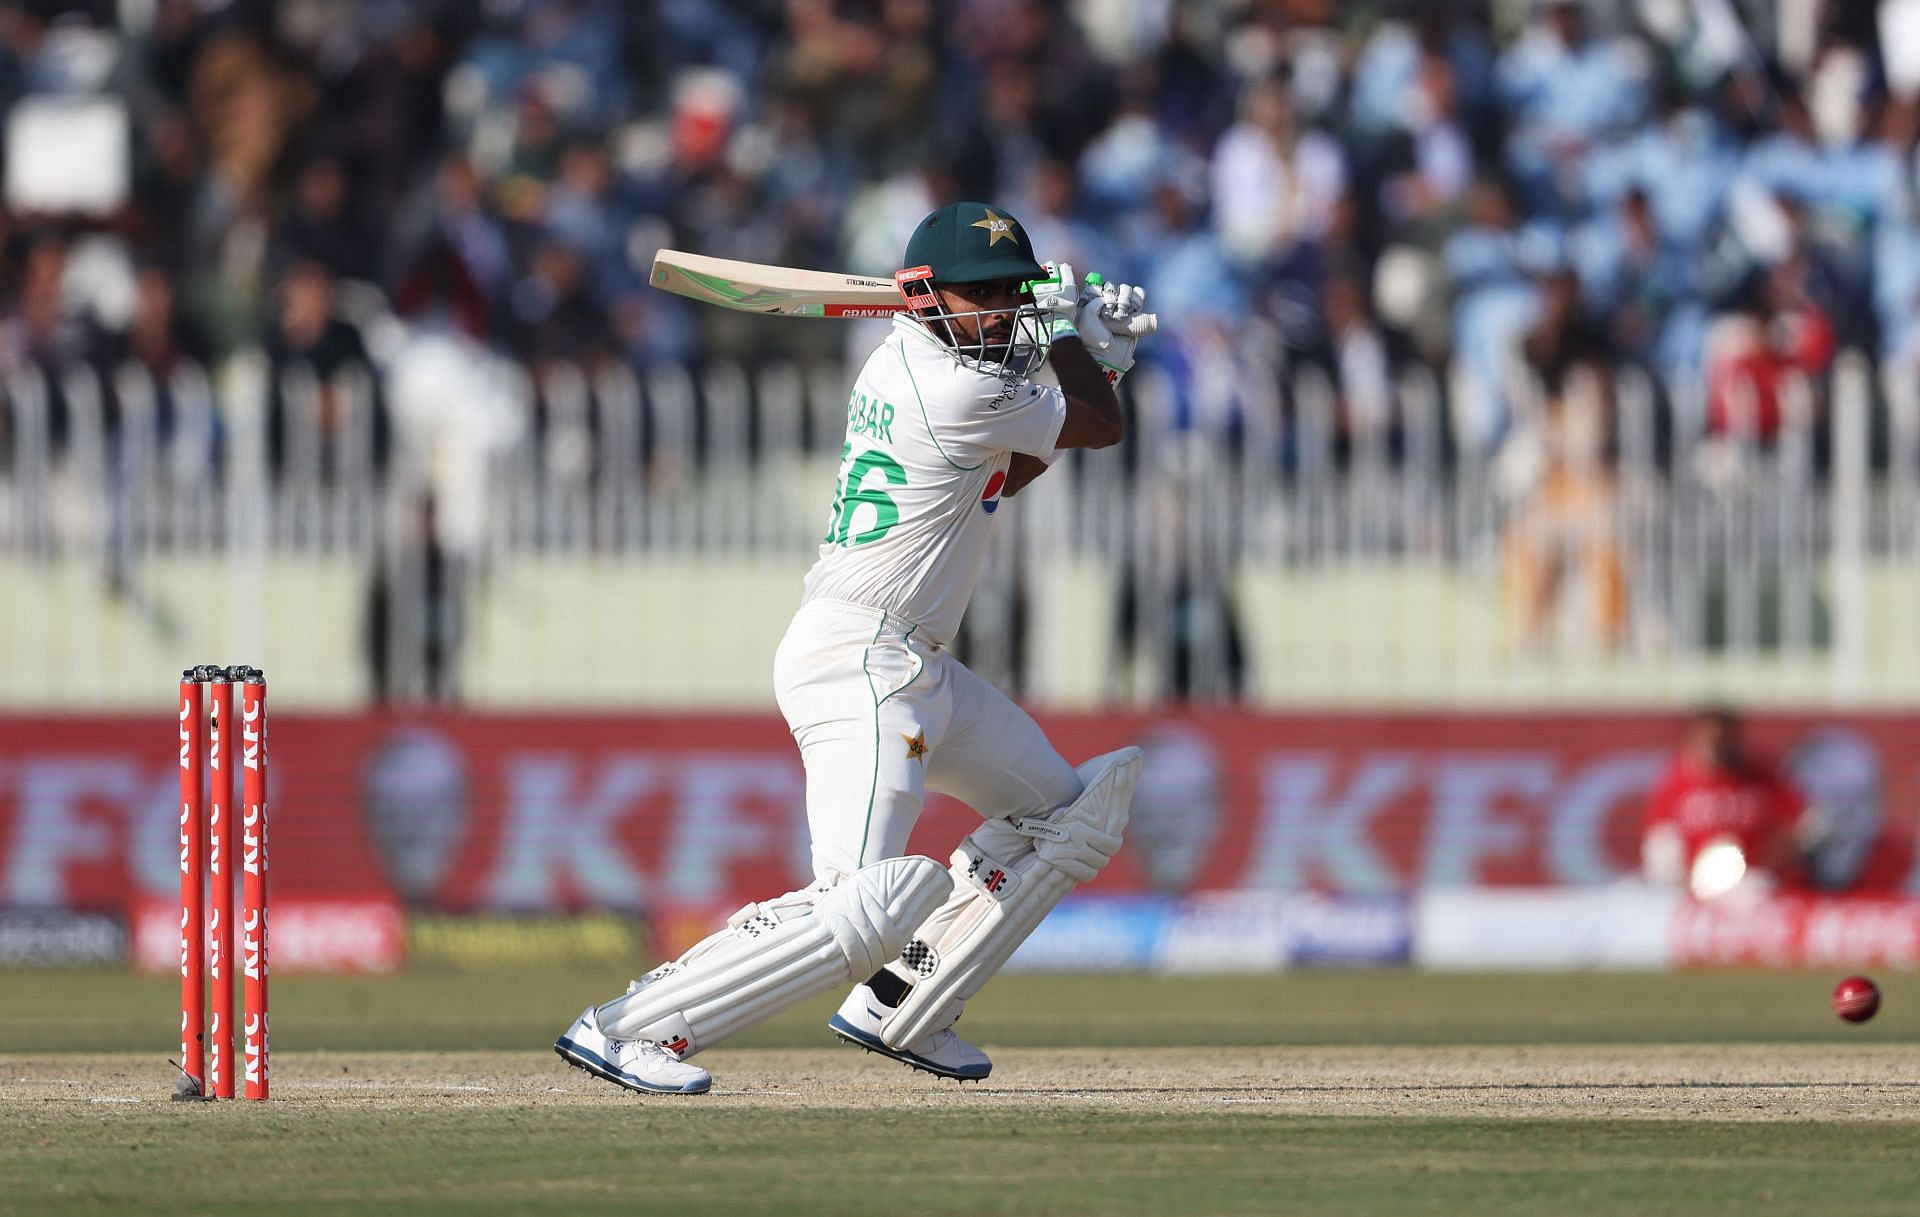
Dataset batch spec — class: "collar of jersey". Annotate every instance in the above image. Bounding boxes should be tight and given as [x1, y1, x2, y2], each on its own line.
[890, 312, 946, 353]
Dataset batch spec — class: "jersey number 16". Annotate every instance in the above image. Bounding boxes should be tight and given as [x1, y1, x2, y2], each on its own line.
[825, 444, 907, 546]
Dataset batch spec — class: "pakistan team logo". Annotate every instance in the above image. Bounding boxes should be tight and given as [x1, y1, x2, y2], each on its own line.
[971, 209, 1015, 246]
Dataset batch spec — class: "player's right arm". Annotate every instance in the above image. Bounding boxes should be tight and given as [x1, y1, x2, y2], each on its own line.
[1049, 335, 1123, 450]
[1033, 263, 1152, 451]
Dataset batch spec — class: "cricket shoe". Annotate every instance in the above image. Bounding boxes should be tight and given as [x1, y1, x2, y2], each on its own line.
[827, 983, 991, 1081]
[554, 1004, 711, 1095]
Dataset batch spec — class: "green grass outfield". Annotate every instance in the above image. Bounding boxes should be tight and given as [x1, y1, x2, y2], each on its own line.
[4, 968, 1918, 1217]
[13, 966, 1920, 1053]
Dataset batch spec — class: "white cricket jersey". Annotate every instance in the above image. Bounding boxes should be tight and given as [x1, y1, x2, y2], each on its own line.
[801, 315, 1068, 647]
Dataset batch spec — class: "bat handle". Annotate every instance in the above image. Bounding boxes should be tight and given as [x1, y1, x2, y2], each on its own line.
[1081, 271, 1156, 337]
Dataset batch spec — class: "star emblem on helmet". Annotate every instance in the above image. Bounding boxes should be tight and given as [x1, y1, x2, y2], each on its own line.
[970, 209, 1015, 246]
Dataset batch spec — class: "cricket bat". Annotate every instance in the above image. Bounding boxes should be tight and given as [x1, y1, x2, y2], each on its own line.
[649, 249, 905, 318]
[650, 248, 1159, 336]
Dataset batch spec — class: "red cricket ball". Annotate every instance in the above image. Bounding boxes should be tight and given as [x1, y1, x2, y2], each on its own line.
[1832, 975, 1881, 1024]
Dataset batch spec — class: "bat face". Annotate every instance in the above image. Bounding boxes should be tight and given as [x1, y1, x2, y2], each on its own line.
[650, 249, 906, 317]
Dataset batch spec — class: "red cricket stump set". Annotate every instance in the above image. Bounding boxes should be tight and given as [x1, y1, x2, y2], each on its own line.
[173, 665, 270, 1102]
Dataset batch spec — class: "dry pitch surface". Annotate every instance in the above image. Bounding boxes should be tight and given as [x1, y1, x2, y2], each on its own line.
[7, 971, 1920, 1215]
[8, 1043, 1920, 1121]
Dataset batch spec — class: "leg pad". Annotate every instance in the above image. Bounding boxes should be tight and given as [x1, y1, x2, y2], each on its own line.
[597, 855, 947, 1057]
[880, 747, 1141, 1048]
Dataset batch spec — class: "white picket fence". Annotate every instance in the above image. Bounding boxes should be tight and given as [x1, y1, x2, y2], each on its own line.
[2, 340, 1917, 707]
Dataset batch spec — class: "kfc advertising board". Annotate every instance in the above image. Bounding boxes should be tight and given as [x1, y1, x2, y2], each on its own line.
[4, 711, 1915, 936]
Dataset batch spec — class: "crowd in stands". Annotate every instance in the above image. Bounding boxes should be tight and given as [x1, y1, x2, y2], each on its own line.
[0, 0, 1909, 481]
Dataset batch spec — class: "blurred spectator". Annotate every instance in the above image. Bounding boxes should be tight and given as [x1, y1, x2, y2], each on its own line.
[1501, 358, 1625, 651]
[1441, 178, 1541, 452]
[263, 258, 384, 483]
[365, 493, 464, 704]
[1376, 49, 1473, 245]
[307, 12, 460, 218]
[1497, 0, 1648, 214]
[177, 30, 314, 354]
[1642, 706, 1810, 896]
[546, 139, 616, 241]
[0, 232, 87, 459]
[1704, 259, 1836, 444]
[0, 231, 86, 378]
[1354, 8, 1500, 140]
[1522, 267, 1615, 395]
[391, 155, 509, 340]
[95, 263, 211, 457]
[127, 109, 204, 275]
[1504, 251, 1624, 646]
[1009, 157, 1114, 277]
[1077, 87, 1194, 218]
[952, 57, 1058, 204]
[1738, 84, 1823, 205]
[98, 262, 209, 377]
[1587, 94, 1737, 250]
[1572, 187, 1705, 385]
[1296, 269, 1396, 460]
[273, 155, 372, 282]
[1871, 96, 1920, 359]
[1209, 75, 1346, 270]
[494, 90, 564, 226]
[507, 238, 614, 367]
[1129, 180, 1240, 338]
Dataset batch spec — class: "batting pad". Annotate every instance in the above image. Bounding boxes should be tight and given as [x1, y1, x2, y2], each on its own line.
[596, 855, 947, 1057]
[881, 747, 1142, 1048]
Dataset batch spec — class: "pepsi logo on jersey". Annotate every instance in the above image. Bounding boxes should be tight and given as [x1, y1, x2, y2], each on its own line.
[980, 470, 1006, 514]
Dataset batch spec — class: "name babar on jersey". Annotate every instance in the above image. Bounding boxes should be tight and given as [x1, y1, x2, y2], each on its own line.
[803, 315, 1068, 648]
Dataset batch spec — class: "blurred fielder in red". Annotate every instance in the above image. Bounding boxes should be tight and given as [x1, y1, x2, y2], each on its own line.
[1642, 706, 1808, 898]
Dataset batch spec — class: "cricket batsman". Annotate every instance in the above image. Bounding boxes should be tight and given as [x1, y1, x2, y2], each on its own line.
[556, 202, 1154, 1093]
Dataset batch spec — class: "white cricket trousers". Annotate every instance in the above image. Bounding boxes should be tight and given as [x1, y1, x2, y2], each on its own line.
[774, 598, 1084, 885]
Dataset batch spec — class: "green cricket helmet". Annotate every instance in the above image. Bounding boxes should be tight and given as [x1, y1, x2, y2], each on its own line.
[896, 202, 1049, 377]
[903, 201, 1046, 284]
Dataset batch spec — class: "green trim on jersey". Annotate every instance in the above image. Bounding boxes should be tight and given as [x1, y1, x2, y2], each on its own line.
[895, 342, 986, 472]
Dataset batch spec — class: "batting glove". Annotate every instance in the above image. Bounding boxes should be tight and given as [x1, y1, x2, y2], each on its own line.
[1030, 261, 1113, 346]
[1083, 277, 1155, 385]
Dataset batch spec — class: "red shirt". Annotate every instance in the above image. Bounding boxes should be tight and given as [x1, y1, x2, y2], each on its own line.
[1705, 309, 1836, 440]
[1643, 756, 1804, 875]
